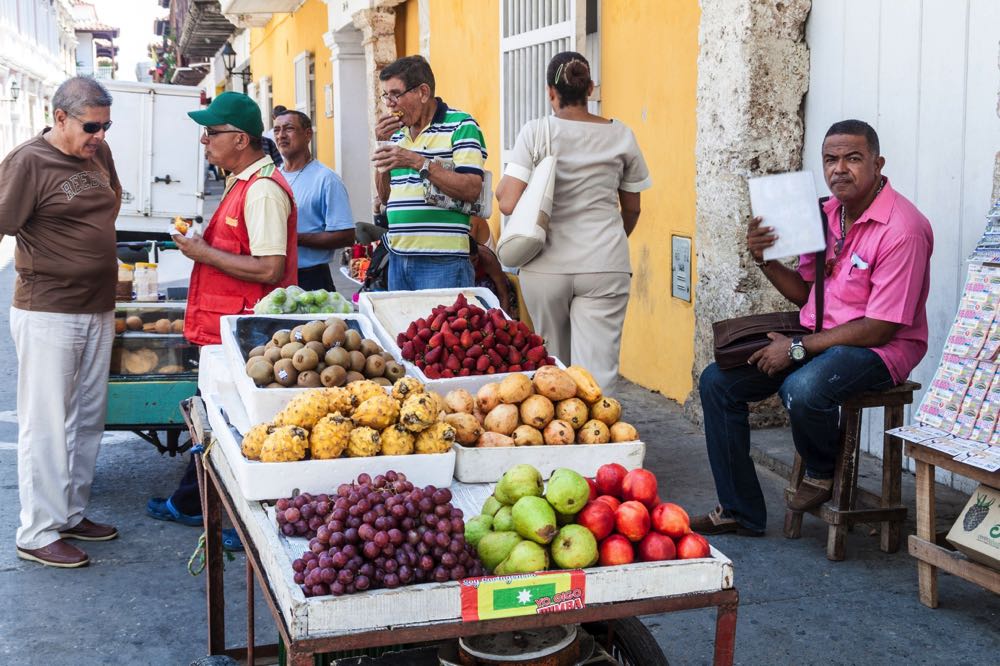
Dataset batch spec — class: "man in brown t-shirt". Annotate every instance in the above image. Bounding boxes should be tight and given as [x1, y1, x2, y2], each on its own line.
[0, 76, 122, 568]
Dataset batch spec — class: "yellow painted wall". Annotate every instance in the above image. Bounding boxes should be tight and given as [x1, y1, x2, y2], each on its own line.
[395, 0, 420, 58]
[602, 1, 700, 401]
[249, 0, 334, 168]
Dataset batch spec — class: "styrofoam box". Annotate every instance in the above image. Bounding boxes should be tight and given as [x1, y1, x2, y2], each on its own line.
[203, 392, 455, 501]
[358, 287, 565, 395]
[452, 440, 646, 483]
[220, 312, 382, 428]
[207, 441, 735, 641]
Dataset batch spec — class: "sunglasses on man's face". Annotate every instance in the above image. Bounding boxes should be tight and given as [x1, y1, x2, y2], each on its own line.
[70, 114, 112, 134]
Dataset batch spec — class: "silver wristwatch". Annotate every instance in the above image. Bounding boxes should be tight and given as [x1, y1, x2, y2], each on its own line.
[788, 336, 807, 362]
[419, 158, 432, 181]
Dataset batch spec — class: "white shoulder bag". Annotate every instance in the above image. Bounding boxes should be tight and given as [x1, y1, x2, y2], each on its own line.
[496, 117, 556, 268]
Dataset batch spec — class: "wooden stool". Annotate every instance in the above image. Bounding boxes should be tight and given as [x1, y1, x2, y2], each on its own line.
[783, 380, 920, 561]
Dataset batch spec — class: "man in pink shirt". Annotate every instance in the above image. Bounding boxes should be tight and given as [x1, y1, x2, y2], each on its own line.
[693, 120, 934, 536]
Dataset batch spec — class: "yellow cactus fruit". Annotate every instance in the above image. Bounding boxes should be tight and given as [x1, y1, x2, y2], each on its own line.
[391, 376, 425, 402]
[259, 425, 309, 462]
[565, 365, 602, 404]
[380, 424, 415, 456]
[399, 392, 439, 433]
[273, 389, 329, 429]
[323, 386, 353, 416]
[425, 390, 447, 417]
[347, 379, 387, 408]
[414, 421, 456, 454]
[310, 414, 352, 459]
[352, 392, 400, 431]
[347, 426, 381, 457]
[240, 423, 271, 460]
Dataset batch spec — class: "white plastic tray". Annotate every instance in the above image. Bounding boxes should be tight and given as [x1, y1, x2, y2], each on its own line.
[452, 440, 646, 483]
[204, 391, 456, 501]
[358, 288, 564, 395]
[220, 312, 381, 427]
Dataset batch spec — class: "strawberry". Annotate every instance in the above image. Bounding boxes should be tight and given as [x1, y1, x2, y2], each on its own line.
[425, 346, 443, 364]
[526, 346, 547, 363]
[417, 327, 433, 342]
[460, 330, 473, 348]
[443, 331, 460, 348]
[508, 348, 522, 365]
[459, 368, 472, 376]
[462, 357, 476, 369]
[424, 365, 441, 379]
[476, 355, 491, 372]
[445, 354, 461, 371]
[431, 313, 446, 331]
[401, 341, 415, 360]
[495, 329, 511, 345]
[455, 293, 468, 307]
[470, 330, 484, 344]
[495, 343, 509, 357]
[396, 332, 407, 347]
[441, 368, 455, 378]
[451, 317, 468, 331]
[509, 364, 522, 372]
[470, 314, 482, 328]
[412, 336, 426, 354]
[406, 322, 418, 338]
[467, 344, 483, 359]
[522, 360, 536, 371]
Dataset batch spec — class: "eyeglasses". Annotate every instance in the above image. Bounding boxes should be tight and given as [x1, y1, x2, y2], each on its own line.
[203, 128, 245, 138]
[70, 114, 112, 134]
[380, 84, 420, 104]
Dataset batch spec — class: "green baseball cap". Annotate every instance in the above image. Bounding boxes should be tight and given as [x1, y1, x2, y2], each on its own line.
[188, 91, 264, 137]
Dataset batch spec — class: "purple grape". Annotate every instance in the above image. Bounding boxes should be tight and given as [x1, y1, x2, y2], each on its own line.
[334, 497, 349, 511]
[374, 516, 388, 531]
[310, 540, 325, 555]
[388, 529, 403, 546]
[310, 584, 327, 597]
[355, 575, 371, 590]
[293, 495, 308, 509]
[276, 498, 290, 512]
[302, 552, 317, 563]
[386, 470, 398, 482]
[329, 532, 345, 547]
[374, 531, 389, 548]
[318, 555, 333, 569]
[450, 507, 464, 519]
[441, 552, 457, 568]
[316, 525, 331, 544]
[373, 474, 387, 488]
[284, 507, 301, 523]
[358, 473, 372, 485]
[293, 572, 305, 585]
[308, 516, 324, 531]
[358, 524, 376, 542]
[419, 554, 434, 571]
[423, 514, 438, 529]
[320, 568, 336, 584]
[301, 504, 315, 520]
[450, 565, 467, 580]
[330, 581, 345, 596]
[418, 497, 433, 513]
[348, 504, 362, 518]
[384, 573, 400, 588]
[294, 520, 309, 534]
[422, 530, 436, 547]
[363, 541, 380, 559]
[417, 542, 429, 556]
[357, 498, 371, 513]
[435, 532, 450, 548]
[332, 508, 348, 522]
[342, 544, 358, 559]
[374, 570, 385, 583]
[344, 528, 359, 544]
[317, 494, 330, 504]
[398, 565, 413, 584]
[382, 544, 395, 558]
[291, 559, 306, 573]
[347, 517, 362, 529]
[432, 488, 452, 505]
[451, 517, 464, 533]
[434, 504, 450, 518]
[362, 511, 376, 524]
[401, 517, 415, 530]
[448, 539, 464, 555]
[281, 523, 296, 537]
[437, 519, 451, 534]
[338, 569, 354, 585]
[433, 566, 449, 583]
[331, 551, 348, 568]
[360, 563, 375, 578]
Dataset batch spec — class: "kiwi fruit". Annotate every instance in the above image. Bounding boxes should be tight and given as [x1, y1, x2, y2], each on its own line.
[325, 317, 347, 329]
[248, 345, 266, 358]
[384, 361, 405, 382]
[280, 341, 304, 359]
[273, 359, 298, 386]
[301, 320, 327, 343]
[343, 329, 362, 352]
[380, 351, 395, 362]
[155, 318, 171, 334]
[126, 315, 143, 331]
[271, 329, 292, 347]
[247, 358, 274, 386]
[359, 339, 382, 356]
[266, 382, 283, 388]
[315, 362, 326, 373]
[245, 356, 263, 373]
[305, 340, 326, 357]
[297, 370, 322, 387]
[325, 346, 351, 369]
[363, 355, 386, 378]
[321, 365, 347, 387]
[323, 325, 346, 348]
[292, 347, 320, 371]
[372, 377, 392, 387]
[349, 350, 367, 373]
[345, 371, 365, 384]
[291, 325, 305, 342]
[264, 347, 282, 364]
[171, 319, 185, 333]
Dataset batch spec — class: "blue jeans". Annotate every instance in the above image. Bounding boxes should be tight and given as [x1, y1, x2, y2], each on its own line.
[387, 252, 474, 291]
[699, 345, 893, 532]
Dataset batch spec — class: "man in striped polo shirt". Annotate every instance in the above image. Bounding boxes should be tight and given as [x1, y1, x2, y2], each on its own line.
[372, 55, 487, 290]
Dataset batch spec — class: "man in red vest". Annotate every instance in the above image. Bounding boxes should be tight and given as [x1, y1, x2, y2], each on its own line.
[147, 92, 298, 528]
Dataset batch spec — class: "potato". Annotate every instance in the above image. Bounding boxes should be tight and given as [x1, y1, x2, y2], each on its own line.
[444, 389, 476, 414]
[519, 394, 554, 429]
[578, 419, 611, 444]
[555, 398, 589, 429]
[477, 432, 515, 447]
[498, 373, 534, 404]
[610, 421, 639, 442]
[444, 412, 483, 445]
[532, 365, 577, 401]
[484, 403, 519, 435]
[511, 424, 544, 446]
[590, 397, 622, 426]
[543, 419, 574, 445]
[477, 383, 501, 412]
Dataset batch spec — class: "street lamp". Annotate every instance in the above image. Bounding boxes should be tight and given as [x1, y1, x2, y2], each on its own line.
[221, 42, 251, 88]
[10, 79, 19, 102]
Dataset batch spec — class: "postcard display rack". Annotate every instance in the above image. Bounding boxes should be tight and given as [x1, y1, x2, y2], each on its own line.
[888, 201, 1000, 473]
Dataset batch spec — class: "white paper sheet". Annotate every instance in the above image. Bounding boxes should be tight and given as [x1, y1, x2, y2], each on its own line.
[748, 171, 827, 261]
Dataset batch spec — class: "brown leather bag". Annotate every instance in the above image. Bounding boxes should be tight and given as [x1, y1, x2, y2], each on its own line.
[712, 198, 829, 370]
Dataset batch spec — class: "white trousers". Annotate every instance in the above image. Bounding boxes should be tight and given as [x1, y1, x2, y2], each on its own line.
[11, 308, 114, 549]
[518, 271, 631, 390]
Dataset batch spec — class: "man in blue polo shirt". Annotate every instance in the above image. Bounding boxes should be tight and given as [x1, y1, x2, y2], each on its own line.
[275, 110, 355, 290]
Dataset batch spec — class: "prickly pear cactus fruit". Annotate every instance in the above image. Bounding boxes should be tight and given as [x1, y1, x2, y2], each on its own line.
[379, 424, 415, 456]
[309, 414, 352, 459]
[259, 425, 309, 462]
[414, 421, 456, 454]
[346, 426, 381, 457]
[399, 393, 438, 433]
[240, 423, 271, 460]
[273, 389, 329, 429]
[352, 393, 400, 431]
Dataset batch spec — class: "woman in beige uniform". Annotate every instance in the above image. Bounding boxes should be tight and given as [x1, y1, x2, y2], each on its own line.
[496, 52, 651, 389]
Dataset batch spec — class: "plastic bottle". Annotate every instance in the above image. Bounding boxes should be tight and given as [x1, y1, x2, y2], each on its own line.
[116, 263, 134, 301]
[134, 262, 159, 302]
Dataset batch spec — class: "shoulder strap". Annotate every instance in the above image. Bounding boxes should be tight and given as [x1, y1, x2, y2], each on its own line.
[814, 197, 829, 333]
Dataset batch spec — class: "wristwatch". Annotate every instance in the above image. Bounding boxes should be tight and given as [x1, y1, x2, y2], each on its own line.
[788, 336, 807, 362]
[419, 158, 432, 181]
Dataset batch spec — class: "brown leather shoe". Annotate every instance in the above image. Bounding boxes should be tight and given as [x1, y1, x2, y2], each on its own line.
[60, 518, 119, 542]
[690, 505, 764, 537]
[17, 539, 89, 568]
[787, 476, 833, 512]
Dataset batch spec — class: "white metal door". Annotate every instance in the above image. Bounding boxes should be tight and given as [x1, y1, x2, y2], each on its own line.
[107, 88, 149, 218]
[804, 0, 1000, 488]
[149, 89, 205, 219]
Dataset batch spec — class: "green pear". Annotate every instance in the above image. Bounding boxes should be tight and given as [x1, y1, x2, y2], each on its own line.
[464, 515, 493, 548]
[511, 495, 558, 544]
[544, 468, 590, 515]
[494, 464, 543, 505]
[481, 495, 503, 517]
[493, 505, 514, 532]
[550, 524, 598, 569]
[476, 531, 523, 573]
[495, 541, 549, 575]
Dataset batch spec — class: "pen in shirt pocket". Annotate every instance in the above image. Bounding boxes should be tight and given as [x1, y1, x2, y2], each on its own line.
[849, 252, 869, 274]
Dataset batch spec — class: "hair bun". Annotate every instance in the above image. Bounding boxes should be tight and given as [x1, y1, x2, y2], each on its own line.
[563, 60, 591, 89]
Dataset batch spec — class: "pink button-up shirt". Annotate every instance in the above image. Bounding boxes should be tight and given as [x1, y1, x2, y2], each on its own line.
[797, 179, 933, 384]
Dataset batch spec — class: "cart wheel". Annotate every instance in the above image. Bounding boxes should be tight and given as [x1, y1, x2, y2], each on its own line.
[583, 617, 669, 666]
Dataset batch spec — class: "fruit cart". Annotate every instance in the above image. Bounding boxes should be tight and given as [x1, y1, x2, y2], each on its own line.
[105, 240, 198, 455]
[188, 355, 739, 665]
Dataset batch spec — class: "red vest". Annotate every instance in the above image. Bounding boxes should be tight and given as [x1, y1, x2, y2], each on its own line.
[185, 163, 298, 345]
